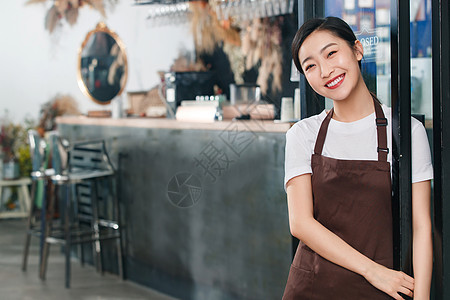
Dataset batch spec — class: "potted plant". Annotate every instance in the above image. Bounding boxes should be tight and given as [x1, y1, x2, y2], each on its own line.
[0, 122, 21, 179]
[0, 116, 33, 180]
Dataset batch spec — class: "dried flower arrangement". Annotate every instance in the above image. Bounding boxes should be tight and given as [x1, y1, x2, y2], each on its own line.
[189, 1, 241, 54]
[222, 42, 245, 84]
[190, 1, 283, 96]
[38, 94, 81, 135]
[241, 18, 283, 95]
[26, 0, 118, 33]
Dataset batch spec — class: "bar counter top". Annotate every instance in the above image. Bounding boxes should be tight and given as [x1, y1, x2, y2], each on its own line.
[56, 115, 293, 133]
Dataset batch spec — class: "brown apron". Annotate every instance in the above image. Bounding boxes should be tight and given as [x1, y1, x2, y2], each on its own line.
[283, 100, 393, 299]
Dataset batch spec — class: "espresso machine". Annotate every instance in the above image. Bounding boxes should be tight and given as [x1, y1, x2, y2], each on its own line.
[164, 71, 215, 117]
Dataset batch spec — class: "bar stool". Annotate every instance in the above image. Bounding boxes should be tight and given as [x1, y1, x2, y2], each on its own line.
[22, 129, 55, 272]
[40, 134, 124, 288]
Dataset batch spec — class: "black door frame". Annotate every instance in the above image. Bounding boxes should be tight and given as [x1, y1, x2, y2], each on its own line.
[432, 1, 449, 299]
[297, 0, 324, 121]
[390, 0, 412, 275]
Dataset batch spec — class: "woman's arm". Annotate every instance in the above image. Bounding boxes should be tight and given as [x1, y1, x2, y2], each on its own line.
[411, 180, 433, 299]
[287, 174, 414, 300]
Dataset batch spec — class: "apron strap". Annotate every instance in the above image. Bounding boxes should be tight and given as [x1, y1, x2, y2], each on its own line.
[374, 99, 388, 162]
[313, 98, 388, 162]
[314, 108, 334, 155]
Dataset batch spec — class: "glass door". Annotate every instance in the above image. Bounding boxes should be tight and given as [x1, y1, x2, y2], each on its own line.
[323, 0, 391, 108]
[323, 1, 432, 127]
[410, 0, 432, 125]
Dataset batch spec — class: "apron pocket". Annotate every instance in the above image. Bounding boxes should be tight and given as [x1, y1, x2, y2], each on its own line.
[282, 265, 314, 300]
[294, 246, 315, 272]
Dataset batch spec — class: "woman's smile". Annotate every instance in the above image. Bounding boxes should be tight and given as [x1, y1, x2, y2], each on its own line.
[325, 74, 345, 89]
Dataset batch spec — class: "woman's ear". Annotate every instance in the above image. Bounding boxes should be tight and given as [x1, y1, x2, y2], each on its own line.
[354, 40, 364, 61]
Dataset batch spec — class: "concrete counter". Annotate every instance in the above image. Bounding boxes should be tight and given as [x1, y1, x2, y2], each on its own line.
[56, 116, 291, 300]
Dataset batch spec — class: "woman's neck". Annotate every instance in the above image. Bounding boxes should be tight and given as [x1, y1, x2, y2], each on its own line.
[332, 76, 375, 122]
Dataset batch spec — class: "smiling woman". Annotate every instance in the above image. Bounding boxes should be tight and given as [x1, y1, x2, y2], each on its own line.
[282, 17, 433, 299]
[297, 29, 365, 110]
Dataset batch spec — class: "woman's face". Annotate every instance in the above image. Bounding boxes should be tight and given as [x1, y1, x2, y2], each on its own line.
[298, 30, 364, 101]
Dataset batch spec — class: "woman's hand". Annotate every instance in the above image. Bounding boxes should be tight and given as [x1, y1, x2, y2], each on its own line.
[364, 262, 414, 300]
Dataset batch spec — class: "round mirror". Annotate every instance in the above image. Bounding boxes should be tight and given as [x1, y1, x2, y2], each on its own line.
[77, 22, 128, 105]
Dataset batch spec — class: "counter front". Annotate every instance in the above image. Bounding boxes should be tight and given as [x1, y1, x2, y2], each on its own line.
[56, 116, 292, 300]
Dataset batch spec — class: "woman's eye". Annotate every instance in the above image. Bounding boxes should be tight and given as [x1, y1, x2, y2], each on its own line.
[328, 51, 337, 57]
[305, 64, 315, 71]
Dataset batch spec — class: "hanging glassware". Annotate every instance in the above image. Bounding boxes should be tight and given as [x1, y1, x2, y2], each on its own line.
[213, 0, 294, 21]
[136, 0, 294, 25]
[134, 0, 193, 26]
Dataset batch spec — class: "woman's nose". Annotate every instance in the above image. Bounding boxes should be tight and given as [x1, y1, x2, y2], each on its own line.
[320, 63, 333, 78]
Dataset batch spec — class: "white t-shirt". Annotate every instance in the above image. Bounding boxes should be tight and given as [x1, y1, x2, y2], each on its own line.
[284, 105, 433, 191]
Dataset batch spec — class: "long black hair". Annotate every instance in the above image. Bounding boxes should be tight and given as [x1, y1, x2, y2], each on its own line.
[291, 17, 361, 74]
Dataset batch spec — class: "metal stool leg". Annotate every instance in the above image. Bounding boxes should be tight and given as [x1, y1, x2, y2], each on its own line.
[79, 243, 85, 267]
[74, 183, 85, 268]
[91, 180, 103, 274]
[0, 186, 3, 208]
[22, 179, 38, 271]
[40, 182, 55, 280]
[110, 177, 124, 280]
[64, 184, 72, 288]
[39, 180, 49, 274]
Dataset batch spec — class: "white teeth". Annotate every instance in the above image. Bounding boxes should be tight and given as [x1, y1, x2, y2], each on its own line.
[326, 75, 344, 87]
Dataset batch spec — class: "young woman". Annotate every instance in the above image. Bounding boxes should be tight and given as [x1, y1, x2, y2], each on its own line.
[283, 17, 433, 300]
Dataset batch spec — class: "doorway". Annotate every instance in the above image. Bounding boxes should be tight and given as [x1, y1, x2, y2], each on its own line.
[297, 0, 447, 298]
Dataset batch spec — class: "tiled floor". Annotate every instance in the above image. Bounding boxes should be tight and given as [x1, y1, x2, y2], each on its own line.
[0, 218, 178, 300]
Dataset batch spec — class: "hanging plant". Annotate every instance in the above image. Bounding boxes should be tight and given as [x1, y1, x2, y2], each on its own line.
[241, 17, 283, 95]
[26, 0, 118, 33]
[190, 1, 241, 55]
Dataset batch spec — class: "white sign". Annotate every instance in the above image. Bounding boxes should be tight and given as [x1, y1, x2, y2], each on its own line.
[355, 27, 387, 63]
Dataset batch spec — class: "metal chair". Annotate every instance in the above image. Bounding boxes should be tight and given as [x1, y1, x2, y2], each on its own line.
[40, 135, 124, 288]
[22, 130, 55, 272]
